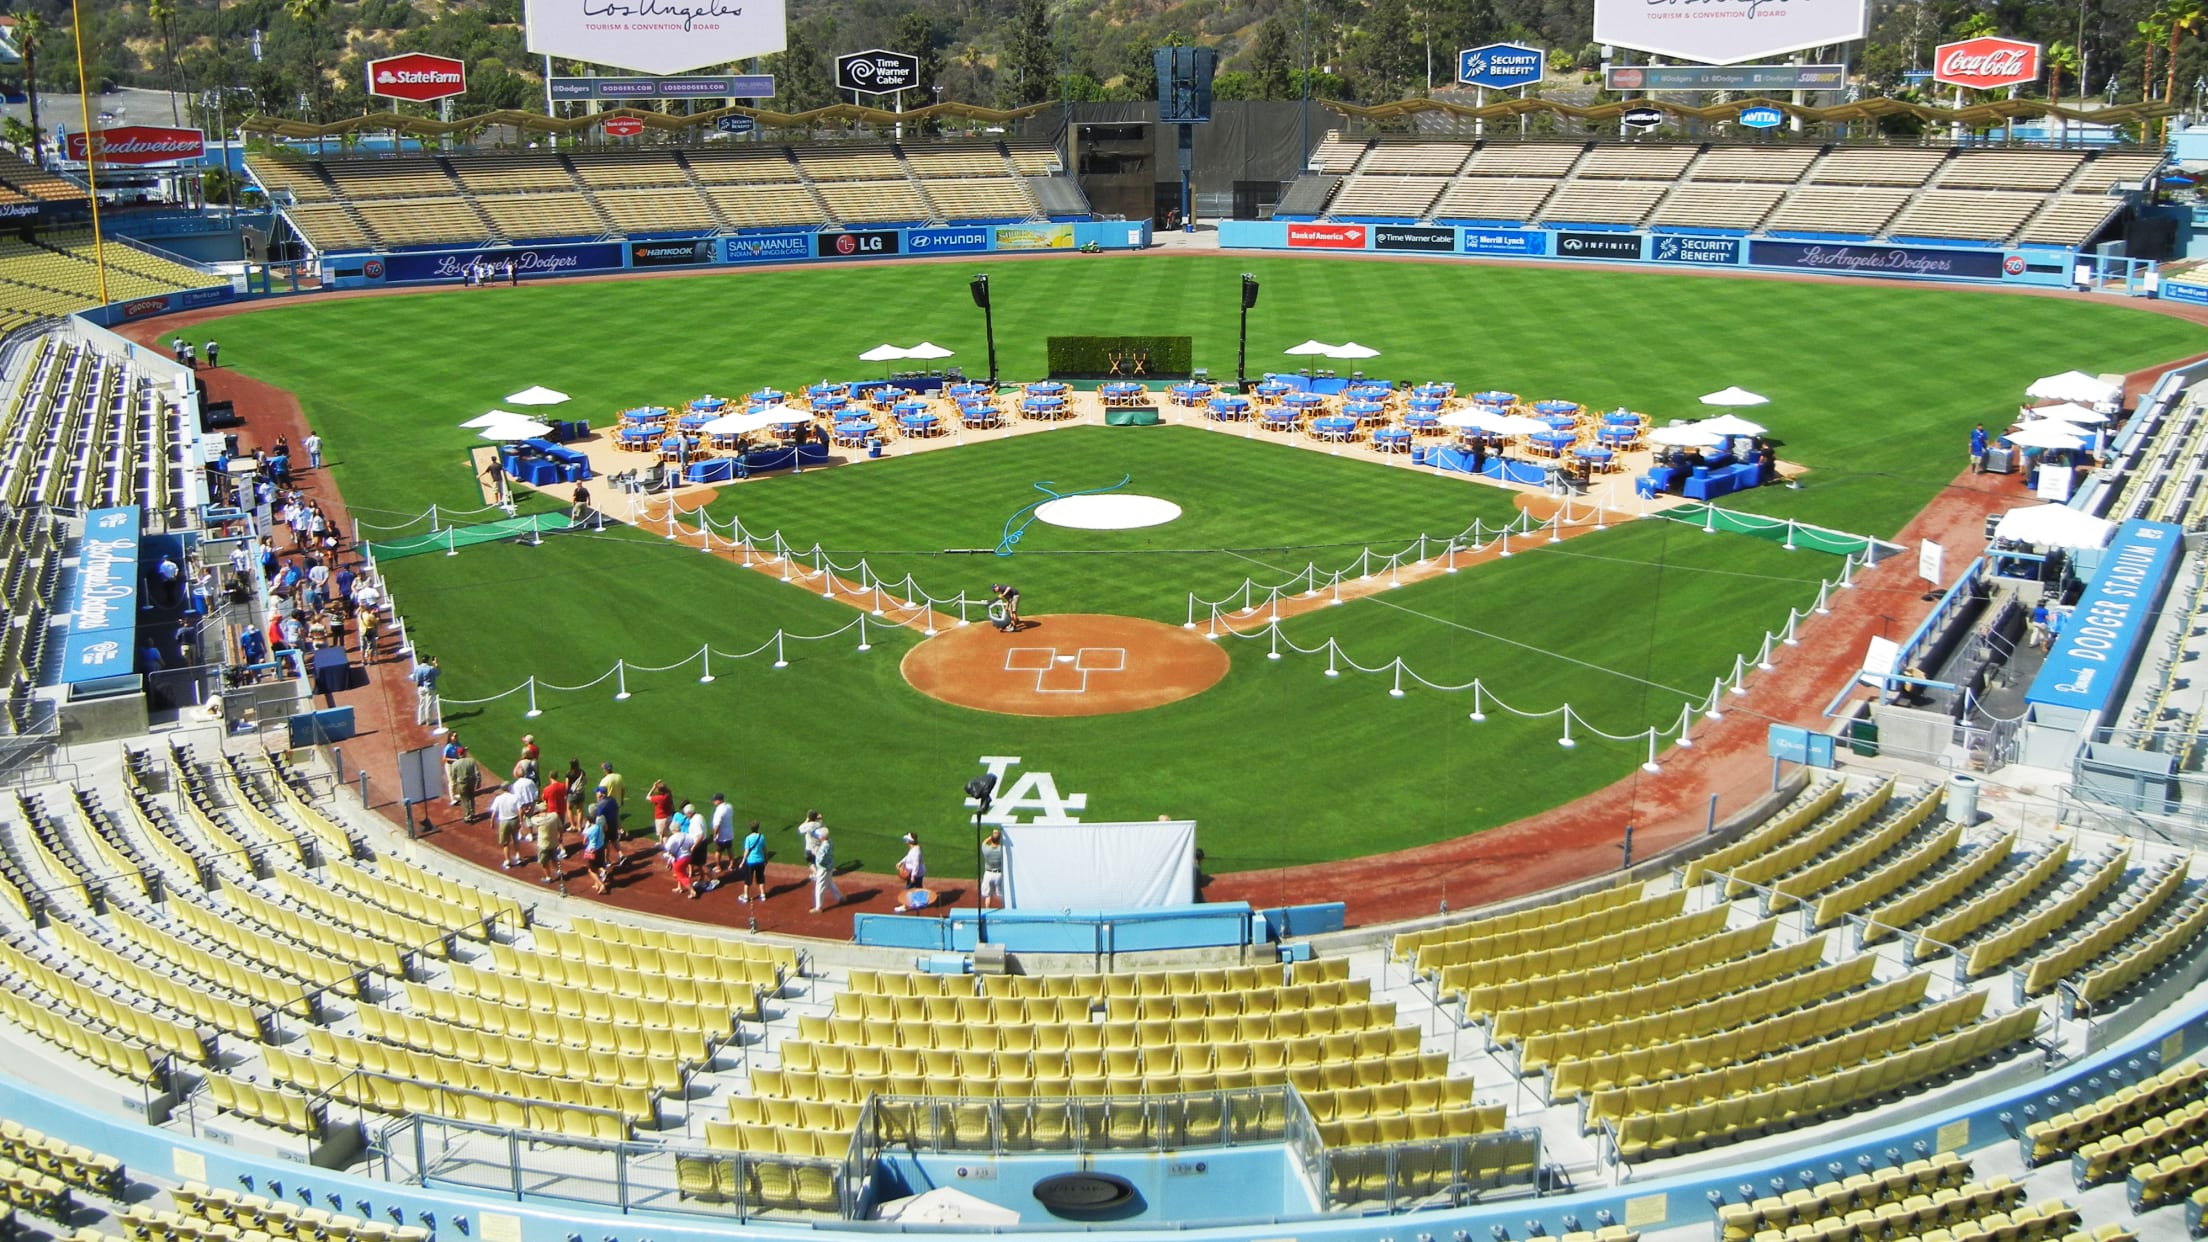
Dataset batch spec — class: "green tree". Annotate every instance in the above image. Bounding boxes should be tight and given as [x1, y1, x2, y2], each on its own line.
[999, 0, 1055, 107]
[286, 0, 334, 119]
[2046, 40, 2080, 103]
[2163, 0, 2208, 136]
[1351, 0, 1416, 101]
[15, 10, 46, 165]
[1118, 37, 1158, 102]
[1210, 70, 1254, 99]
[772, 16, 836, 113]
[2140, 13, 2167, 102]
[147, 0, 185, 123]
[1251, 16, 1293, 100]
[895, 10, 944, 126]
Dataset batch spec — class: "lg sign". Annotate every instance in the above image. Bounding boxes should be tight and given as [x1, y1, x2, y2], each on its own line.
[1933, 37, 2041, 90]
[367, 53, 467, 102]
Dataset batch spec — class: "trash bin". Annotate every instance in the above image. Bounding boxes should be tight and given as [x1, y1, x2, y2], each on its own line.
[1946, 774, 1980, 825]
[1410, 445, 1429, 467]
[868, 439, 883, 459]
[1848, 717, 1880, 757]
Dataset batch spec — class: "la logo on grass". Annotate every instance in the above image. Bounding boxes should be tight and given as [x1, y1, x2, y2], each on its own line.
[966, 756, 1088, 825]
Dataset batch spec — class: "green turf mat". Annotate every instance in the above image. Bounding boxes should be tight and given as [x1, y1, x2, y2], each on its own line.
[367, 511, 575, 561]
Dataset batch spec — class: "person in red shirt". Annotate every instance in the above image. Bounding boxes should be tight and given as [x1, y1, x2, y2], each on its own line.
[647, 780, 675, 840]
[542, 771, 569, 827]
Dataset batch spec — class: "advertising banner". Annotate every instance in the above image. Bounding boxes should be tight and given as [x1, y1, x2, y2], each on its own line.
[1739, 105, 1785, 128]
[1555, 231, 1645, 261]
[1748, 239, 2006, 281]
[524, 0, 787, 75]
[815, 230, 900, 258]
[835, 50, 921, 95]
[367, 53, 467, 102]
[1933, 37, 2041, 90]
[721, 233, 812, 264]
[906, 226, 993, 255]
[65, 126, 204, 165]
[380, 242, 627, 283]
[629, 239, 714, 267]
[1651, 234, 1742, 266]
[60, 507, 141, 686]
[1373, 225, 1455, 253]
[1457, 43, 1544, 89]
[1592, 0, 1869, 65]
[2024, 520, 2184, 716]
[1459, 228, 1548, 257]
[2162, 281, 2208, 307]
[180, 285, 238, 308]
[995, 224, 1075, 251]
[1606, 64, 1845, 91]
[547, 74, 775, 99]
[1285, 223, 1367, 249]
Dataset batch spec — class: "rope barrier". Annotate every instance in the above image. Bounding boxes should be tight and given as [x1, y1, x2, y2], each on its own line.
[435, 617, 875, 710]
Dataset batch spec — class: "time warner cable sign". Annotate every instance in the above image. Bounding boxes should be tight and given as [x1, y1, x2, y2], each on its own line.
[525, 0, 785, 75]
[1593, 0, 1868, 65]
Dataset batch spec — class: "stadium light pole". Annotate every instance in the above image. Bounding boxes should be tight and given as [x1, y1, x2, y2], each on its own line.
[970, 274, 997, 386]
[1236, 273, 1259, 391]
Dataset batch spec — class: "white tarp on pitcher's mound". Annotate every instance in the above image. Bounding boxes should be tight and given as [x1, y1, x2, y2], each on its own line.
[1035, 494, 1183, 530]
[1005, 820, 1197, 909]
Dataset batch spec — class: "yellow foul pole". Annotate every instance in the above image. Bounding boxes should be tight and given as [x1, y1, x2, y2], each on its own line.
[67, 0, 107, 308]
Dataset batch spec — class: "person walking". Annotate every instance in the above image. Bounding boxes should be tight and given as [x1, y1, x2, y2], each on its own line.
[518, 734, 540, 781]
[801, 812, 842, 913]
[204, 340, 219, 368]
[581, 808, 610, 895]
[646, 779, 675, 839]
[533, 806, 565, 887]
[665, 815, 699, 899]
[739, 819, 766, 905]
[979, 828, 1006, 910]
[592, 782, 624, 871]
[412, 655, 441, 728]
[709, 793, 736, 880]
[896, 833, 926, 888]
[1970, 424, 1989, 474]
[303, 432, 321, 469]
[489, 784, 524, 869]
[449, 748, 482, 821]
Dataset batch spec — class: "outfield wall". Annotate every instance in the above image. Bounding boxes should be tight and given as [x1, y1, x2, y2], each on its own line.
[1219, 220, 2079, 288]
[312, 221, 1153, 290]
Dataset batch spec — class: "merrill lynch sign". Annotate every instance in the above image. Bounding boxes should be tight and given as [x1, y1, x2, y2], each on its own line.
[525, 0, 786, 74]
[1593, 0, 1869, 65]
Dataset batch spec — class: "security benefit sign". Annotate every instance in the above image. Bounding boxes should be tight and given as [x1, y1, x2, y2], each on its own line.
[1457, 42, 1544, 89]
[1651, 234, 1741, 266]
[60, 507, 141, 686]
[1593, 0, 1869, 65]
[524, 0, 785, 75]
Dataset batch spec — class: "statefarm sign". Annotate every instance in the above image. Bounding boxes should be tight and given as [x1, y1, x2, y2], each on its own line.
[1932, 37, 2041, 90]
[367, 52, 468, 102]
[64, 126, 204, 165]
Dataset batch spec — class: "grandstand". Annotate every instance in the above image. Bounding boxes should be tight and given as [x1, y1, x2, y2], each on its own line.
[0, 233, 213, 335]
[1296, 137, 2160, 250]
[247, 139, 1073, 255]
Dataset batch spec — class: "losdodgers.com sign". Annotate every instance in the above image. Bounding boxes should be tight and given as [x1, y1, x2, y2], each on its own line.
[1593, 0, 1870, 66]
[524, 0, 786, 75]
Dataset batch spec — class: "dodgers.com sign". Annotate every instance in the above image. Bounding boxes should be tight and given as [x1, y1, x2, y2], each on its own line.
[906, 226, 992, 255]
[2025, 520, 2185, 716]
[1748, 240, 2007, 281]
[379, 242, 626, 283]
[1459, 228, 1547, 257]
[721, 233, 811, 264]
[1458, 42, 1543, 90]
[60, 507, 141, 686]
[1652, 235, 1741, 266]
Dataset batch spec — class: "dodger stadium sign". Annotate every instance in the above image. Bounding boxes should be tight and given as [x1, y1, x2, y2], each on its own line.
[524, 0, 786, 74]
[1593, 0, 1869, 66]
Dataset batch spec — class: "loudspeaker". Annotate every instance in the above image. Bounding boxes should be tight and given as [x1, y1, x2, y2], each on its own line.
[1241, 274, 1260, 309]
[969, 274, 990, 309]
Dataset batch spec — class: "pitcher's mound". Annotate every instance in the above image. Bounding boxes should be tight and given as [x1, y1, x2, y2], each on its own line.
[902, 614, 1230, 717]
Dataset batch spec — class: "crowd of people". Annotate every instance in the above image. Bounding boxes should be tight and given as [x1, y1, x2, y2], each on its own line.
[211, 436, 388, 686]
[436, 734, 871, 914]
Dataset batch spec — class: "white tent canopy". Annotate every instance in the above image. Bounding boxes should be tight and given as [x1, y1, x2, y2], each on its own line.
[1992, 503, 2115, 550]
[1328, 341, 1381, 359]
[873, 1189, 1020, 1225]
[503, 385, 571, 406]
[1282, 340, 1335, 356]
[1694, 414, 1768, 437]
[1700, 386, 1770, 406]
[1648, 424, 1729, 448]
[2026, 370, 2122, 404]
[2023, 402, 2111, 425]
[478, 418, 553, 441]
[2002, 421, 2090, 450]
[858, 344, 910, 362]
[709, 406, 815, 434]
[903, 341, 955, 360]
[462, 410, 526, 429]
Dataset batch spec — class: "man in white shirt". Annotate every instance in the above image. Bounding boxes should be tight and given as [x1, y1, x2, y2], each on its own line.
[507, 768, 541, 845]
[489, 787, 525, 870]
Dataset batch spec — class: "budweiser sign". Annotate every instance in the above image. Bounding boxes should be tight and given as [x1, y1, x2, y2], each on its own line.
[64, 126, 205, 165]
[1933, 37, 2042, 90]
[366, 52, 468, 102]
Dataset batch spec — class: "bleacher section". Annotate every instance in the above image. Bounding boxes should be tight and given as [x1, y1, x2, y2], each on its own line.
[0, 233, 211, 335]
[251, 140, 1059, 254]
[0, 337, 190, 523]
[1299, 136, 2161, 248]
[0, 150, 88, 204]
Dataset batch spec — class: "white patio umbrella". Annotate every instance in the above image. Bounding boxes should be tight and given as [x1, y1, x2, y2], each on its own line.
[858, 344, 911, 363]
[1326, 341, 1381, 359]
[697, 412, 754, 436]
[504, 385, 570, 406]
[874, 1188, 1020, 1225]
[1439, 408, 1502, 429]
[478, 418, 553, 441]
[2025, 370, 2121, 404]
[2002, 421, 2090, 450]
[2023, 402, 2111, 425]
[1487, 413, 1551, 435]
[1282, 340, 1336, 356]
[1700, 386, 1770, 406]
[715, 406, 816, 434]
[1694, 413, 1769, 437]
[903, 341, 955, 360]
[1992, 503, 2115, 550]
[1648, 424, 1729, 448]
[462, 410, 525, 429]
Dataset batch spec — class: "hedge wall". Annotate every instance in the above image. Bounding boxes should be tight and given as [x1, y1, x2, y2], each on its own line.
[1045, 335, 1194, 380]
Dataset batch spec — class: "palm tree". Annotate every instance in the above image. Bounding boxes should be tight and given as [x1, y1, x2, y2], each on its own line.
[1955, 12, 1997, 38]
[286, 0, 331, 121]
[148, 0, 184, 124]
[2048, 41, 2079, 142]
[14, 10, 44, 165]
[2163, 0, 2208, 138]
[2141, 15, 2167, 105]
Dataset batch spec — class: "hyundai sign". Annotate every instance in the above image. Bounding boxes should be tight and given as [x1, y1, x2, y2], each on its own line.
[1739, 105, 1784, 129]
[1593, 0, 1869, 65]
[524, 0, 786, 75]
[1457, 42, 1543, 90]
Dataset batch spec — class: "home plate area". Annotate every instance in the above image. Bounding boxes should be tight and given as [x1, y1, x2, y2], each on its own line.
[900, 614, 1229, 717]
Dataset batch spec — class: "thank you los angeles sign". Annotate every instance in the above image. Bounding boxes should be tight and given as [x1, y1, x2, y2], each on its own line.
[524, 0, 786, 75]
[1593, 0, 1869, 65]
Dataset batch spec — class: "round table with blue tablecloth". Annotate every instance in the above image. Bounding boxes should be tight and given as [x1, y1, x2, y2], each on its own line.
[616, 426, 658, 448]
[898, 412, 940, 437]
[1026, 381, 1068, 397]
[689, 396, 729, 413]
[1530, 431, 1576, 456]
[1597, 426, 1639, 448]
[659, 436, 695, 458]
[1408, 396, 1444, 414]
[677, 411, 715, 431]
[1312, 416, 1357, 442]
[620, 406, 669, 424]
[1344, 400, 1387, 422]
[1346, 384, 1392, 402]
[960, 403, 1002, 427]
[1403, 412, 1442, 434]
[1538, 414, 1576, 431]
[1412, 383, 1454, 399]
[1022, 396, 1066, 418]
[1169, 382, 1212, 406]
[1373, 427, 1413, 453]
[1101, 382, 1147, 406]
[813, 395, 848, 414]
[1534, 400, 1580, 416]
[807, 383, 848, 399]
[1573, 446, 1615, 470]
[948, 382, 989, 398]
[1207, 396, 1251, 420]
[1602, 410, 1642, 426]
[1282, 392, 1324, 411]
[893, 400, 930, 417]
[748, 389, 787, 404]
[1254, 381, 1292, 399]
[870, 388, 908, 409]
[832, 420, 876, 446]
[1473, 391, 1518, 407]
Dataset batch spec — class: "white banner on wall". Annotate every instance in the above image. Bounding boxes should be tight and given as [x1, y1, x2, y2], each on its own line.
[1592, 0, 1869, 65]
[524, 0, 787, 75]
[1003, 820, 1197, 910]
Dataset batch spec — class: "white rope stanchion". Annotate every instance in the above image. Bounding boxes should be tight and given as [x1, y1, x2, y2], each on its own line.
[1205, 605, 1221, 641]
[445, 528, 459, 557]
[524, 677, 542, 719]
[1268, 621, 1282, 660]
[1303, 564, 1321, 598]
[1325, 639, 1340, 678]
[1445, 541, 1459, 574]
[872, 584, 887, 617]
[1558, 708, 1575, 748]
[1330, 571, 1344, 607]
[699, 645, 714, 684]
[1782, 610, 1802, 647]
[1755, 633, 1777, 672]
[1783, 519, 1798, 552]
[1703, 504, 1717, 534]
[922, 601, 938, 637]
[1813, 578, 1833, 616]
[1642, 727, 1661, 773]
[1389, 659, 1406, 698]
[614, 660, 631, 701]
[773, 631, 788, 669]
[1674, 702, 1695, 746]
[1705, 679, 1726, 720]
[1729, 653, 1750, 695]
[856, 614, 871, 652]
[1469, 680, 1485, 722]
[1498, 527, 1512, 558]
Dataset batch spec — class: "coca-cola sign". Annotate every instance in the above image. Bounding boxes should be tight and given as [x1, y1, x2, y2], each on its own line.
[366, 52, 468, 102]
[1933, 37, 2041, 90]
[64, 126, 205, 166]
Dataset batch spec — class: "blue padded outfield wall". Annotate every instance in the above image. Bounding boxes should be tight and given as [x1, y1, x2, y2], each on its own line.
[310, 221, 1153, 289]
[1218, 220, 2078, 287]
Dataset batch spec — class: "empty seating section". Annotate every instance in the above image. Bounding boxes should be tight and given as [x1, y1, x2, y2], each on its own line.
[1651, 184, 1784, 230]
[569, 150, 688, 188]
[683, 147, 804, 183]
[1716, 1154, 1971, 1238]
[348, 199, 491, 249]
[1309, 134, 1368, 173]
[794, 146, 906, 181]
[705, 185, 827, 228]
[0, 339, 186, 519]
[817, 180, 928, 224]
[2021, 197, 2126, 247]
[0, 150, 86, 202]
[1361, 142, 1473, 175]
[1813, 148, 1954, 185]
[1693, 147, 1821, 182]
[1941, 151, 2086, 191]
[1467, 144, 1588, 176]
[1890, 192, 2045, 242]
[1433, 179, 1555, 223]
[1005, 139, 1063, 174]
[1540, 180, 1668, 226]
[0, 231, 210, 328]
[1764, 187, 1912, 237]
[901, 145, 1010, 178]
[319, 158, 457, 199]
[1579, 145, 1695, 179]
[596, 189, 719, 235]
[923, 179, 1041, 221]
[282, 205, 372, 253]
[243, 155, 333, 202]
[477, 194, 607, 242]
[0, 503, 60, 692]
[1330, 176, 1448, 217]
[445, 152, 577, 194]
[2076, 152, 2168, 192]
